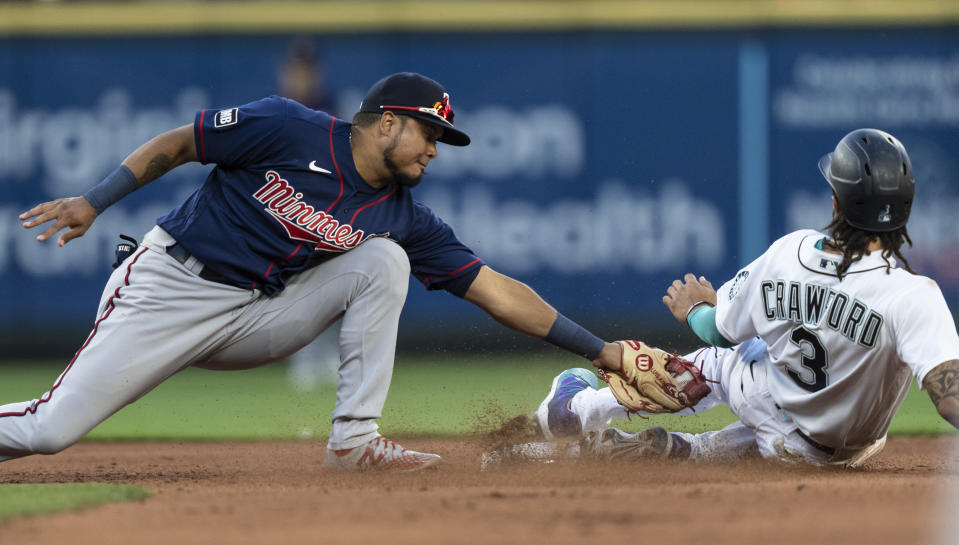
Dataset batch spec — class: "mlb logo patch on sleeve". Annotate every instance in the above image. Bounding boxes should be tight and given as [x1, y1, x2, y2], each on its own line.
[214, 108, 239, 127]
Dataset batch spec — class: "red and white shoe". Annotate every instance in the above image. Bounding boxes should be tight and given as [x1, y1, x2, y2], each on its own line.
[323, 435, 441, 472]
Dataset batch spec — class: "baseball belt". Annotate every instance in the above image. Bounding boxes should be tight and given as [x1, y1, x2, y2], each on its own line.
[165, 243, 247, 289]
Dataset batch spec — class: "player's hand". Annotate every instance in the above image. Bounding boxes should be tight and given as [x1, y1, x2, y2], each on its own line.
[662, 273, 717, 325]
[591, 341, 623, 372]
[19, 197, 99, 247]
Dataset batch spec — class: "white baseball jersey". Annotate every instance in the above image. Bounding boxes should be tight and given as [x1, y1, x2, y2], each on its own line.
[715, 229, 959, 452]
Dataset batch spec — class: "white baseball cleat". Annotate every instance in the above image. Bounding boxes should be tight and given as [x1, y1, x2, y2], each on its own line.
[323, 435, 441, 472]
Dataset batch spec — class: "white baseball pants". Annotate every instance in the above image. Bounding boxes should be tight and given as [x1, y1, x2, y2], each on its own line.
[0, 226, 408, 461]
[571, 337, 884, 466]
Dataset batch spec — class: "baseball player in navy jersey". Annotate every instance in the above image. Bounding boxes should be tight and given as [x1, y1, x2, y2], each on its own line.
[7, 72, 622, 471]
[535, 129, 959, 466]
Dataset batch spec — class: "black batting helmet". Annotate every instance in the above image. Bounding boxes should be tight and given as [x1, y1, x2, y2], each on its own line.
[818, 128, 915, 232]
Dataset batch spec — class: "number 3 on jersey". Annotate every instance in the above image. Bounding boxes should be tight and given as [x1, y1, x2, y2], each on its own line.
[787, 327, 829, 392]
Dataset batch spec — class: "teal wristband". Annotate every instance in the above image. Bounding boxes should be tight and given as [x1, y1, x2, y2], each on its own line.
[83, 165, 138, 214]
[687, 305, 734, 348]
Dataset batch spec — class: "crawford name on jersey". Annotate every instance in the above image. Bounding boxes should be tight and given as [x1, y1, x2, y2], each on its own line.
[760, 280, 883, 349]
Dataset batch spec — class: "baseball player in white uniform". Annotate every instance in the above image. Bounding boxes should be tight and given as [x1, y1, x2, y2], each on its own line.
[537, 128, 959, 466]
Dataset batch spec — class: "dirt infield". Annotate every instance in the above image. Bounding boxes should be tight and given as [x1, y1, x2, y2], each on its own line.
[1, 436, 957, 545]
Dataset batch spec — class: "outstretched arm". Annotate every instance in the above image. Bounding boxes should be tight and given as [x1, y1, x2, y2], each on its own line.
[463, 265, 555, 336]
[922, 360, 959, 429]
[463, 265, 622, 368]
[19, 123, 197, 246]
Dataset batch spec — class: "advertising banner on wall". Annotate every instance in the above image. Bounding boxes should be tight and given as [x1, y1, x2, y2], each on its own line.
[1, 30, 956, 351]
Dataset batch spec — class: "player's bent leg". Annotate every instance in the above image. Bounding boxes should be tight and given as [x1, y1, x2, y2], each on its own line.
[197, 237, 408, 371]
[671, 421, 759, 462]
[328, 238, 410, 449]
[568, 386, 628, 435]
[0, 246, 251, 461]
[194, 238, 412, 453]
[582, 423, 758, 463]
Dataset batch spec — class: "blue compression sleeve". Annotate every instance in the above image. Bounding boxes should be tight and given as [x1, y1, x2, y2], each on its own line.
[687, 305, 735, 348]
[82, 165, 138, 214]
[544, 313, 606, 360]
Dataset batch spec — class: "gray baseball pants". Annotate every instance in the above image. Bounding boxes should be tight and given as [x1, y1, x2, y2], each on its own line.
[0, 226, 408, 461]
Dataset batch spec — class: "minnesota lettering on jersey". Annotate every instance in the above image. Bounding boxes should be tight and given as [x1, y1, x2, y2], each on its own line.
[760, 280, 883, 349]
[253, 171, 370, 252]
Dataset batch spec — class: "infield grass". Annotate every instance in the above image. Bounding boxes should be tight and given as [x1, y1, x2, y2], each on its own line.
[0, 483, 150, 522]
[0, 354, 952, 441]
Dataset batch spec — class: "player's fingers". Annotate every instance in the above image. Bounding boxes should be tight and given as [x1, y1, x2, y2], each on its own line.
[35, 220, 65, 242]
[683, 272, 698, 284]
[700, 276, 713, 289]
[18, 201, 53, 221]
[19, 201, 58, 225]
[21, 208, 61, 229]
[58, 226, 86, 247]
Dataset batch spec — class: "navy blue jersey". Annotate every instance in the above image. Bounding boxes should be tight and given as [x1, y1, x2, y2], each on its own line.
[157, 96, 484, 296]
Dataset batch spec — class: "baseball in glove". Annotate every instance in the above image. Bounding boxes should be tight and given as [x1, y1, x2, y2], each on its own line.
[597, 340, 711, 414]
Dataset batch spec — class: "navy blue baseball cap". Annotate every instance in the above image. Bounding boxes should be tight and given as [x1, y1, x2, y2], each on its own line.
[358, 72, 470, 146]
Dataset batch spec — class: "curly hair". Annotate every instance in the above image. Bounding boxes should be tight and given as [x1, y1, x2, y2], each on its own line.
[825, 209, 915, 280]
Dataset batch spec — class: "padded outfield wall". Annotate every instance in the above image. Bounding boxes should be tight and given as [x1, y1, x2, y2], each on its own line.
[1, 1, 959, 355]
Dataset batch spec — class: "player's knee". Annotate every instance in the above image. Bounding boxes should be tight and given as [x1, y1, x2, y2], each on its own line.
[361, 238, 410, 297]
[366, 237, 410, 275]
[30, 428, 82, 455]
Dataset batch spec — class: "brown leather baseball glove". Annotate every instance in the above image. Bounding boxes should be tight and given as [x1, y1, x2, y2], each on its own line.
[597, 340, 711, 414]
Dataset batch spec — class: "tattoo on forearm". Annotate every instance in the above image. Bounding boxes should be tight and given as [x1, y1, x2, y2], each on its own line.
[141, 154, 174, 185]
[924, 360, 959, 405]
